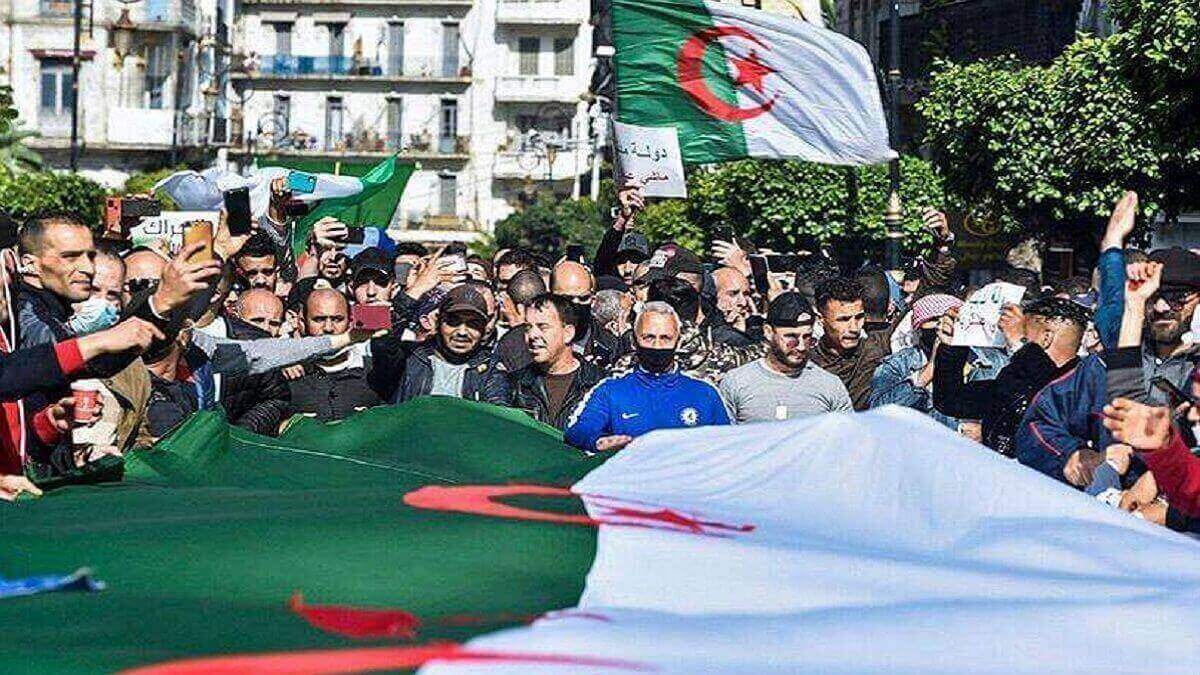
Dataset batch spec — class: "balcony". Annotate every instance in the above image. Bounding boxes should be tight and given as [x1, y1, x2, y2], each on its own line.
[241, 55, 470, 83]
[494, 75, 581, 103]
[496, 0, 588, 25]
[257, 55, 383, 77]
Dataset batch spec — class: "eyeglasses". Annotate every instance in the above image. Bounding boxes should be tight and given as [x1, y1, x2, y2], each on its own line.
[125, 278, 159, 295]
[443, 314, 488, 331]
[1154, 290, 1197, 310]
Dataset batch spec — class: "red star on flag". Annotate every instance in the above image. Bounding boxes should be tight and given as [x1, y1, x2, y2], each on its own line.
[731, 49, 775, 94]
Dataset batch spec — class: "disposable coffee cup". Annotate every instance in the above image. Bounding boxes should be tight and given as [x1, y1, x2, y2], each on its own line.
[71, 380, 103, 426]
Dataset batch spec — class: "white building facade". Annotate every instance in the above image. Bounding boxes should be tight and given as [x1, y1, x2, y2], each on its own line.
[231, 0, 594, 239]
[2, 0, 233, 187]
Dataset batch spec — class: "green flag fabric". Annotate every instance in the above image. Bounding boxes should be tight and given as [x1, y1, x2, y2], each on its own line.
[254, 155, 415, 256]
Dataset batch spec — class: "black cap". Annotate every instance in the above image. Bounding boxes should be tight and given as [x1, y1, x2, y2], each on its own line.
[767, 292, 815, 327]
[642, 244, 703, 284]
[1149, 247, 1200, 292]
[439, 284, 490, 320]
[664, 246, 703, 275]
[1023, 296, 1092, 328]
[350, 247, 394, 287]
[597, 275, 629, 292]
[616, 232, 650, 262]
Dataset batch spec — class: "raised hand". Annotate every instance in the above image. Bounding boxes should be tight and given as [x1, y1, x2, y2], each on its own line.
[76, 317, 166, 360]
[614, 183, 646, 230]
[922, 208, 951, 239]
[153, 243, 224, 314]
[1102, 191, 1138, 250]
[998, 303, 1025, 349]
[1124, 261, 1163, 303]
[711, 239, 751, 277]
[1102, 398, 1173, 451]
[311, 217, 349, 250]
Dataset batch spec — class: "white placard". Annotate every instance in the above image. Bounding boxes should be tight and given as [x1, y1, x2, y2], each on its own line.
[129, 211, 220, 254]
[612, 121, 687, 198]
[951, 282, 1027, 348]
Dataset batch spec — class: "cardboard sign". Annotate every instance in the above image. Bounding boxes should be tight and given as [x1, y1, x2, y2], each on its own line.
[951, 282, 1026, 348]
[129, 211, 220, 254]
[612, 121, 687, 198]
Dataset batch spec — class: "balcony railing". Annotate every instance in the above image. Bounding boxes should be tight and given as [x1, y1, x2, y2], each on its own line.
[257, 55, 383, 77]
[495, 75, 581, 102]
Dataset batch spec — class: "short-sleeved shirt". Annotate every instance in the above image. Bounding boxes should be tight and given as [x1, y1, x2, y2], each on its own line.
[718, 358, 852, 423]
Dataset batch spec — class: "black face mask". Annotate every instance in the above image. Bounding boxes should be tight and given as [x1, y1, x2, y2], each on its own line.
[636, 345, 675, 373]
[918, 327, 939, 357]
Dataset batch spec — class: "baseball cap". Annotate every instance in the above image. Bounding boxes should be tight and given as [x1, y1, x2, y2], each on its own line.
[766, 292, 815, 327]
[616, 232, 650, 263]
[642, 244, 703, 283]
[350, 247, 394, 287]
[439, 284, 490, 320]
[597, 275, 629, 292]
[1148, 247, 1200, 292]
[910, 293, 963, 328]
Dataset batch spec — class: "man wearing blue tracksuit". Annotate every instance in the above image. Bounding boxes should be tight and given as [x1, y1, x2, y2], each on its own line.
[565, 301, 731, 452]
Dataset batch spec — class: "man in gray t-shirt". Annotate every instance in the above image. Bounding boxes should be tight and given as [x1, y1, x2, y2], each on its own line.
[719, 293, 852, 423]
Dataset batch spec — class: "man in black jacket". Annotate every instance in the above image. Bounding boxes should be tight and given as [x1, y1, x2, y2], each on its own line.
[393, 284, 509, 405]
[933, 297, 1087, 457]
[219, 315, 291, 435]
[510, 294, 602, 429]
[286, 288, 384, 423]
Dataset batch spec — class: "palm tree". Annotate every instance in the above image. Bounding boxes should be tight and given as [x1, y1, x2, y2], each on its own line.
[0, 124, 45, 176]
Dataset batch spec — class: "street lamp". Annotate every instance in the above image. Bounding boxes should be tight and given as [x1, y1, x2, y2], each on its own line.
[110, 8, 137, 65]
[883, 0, 904, 273]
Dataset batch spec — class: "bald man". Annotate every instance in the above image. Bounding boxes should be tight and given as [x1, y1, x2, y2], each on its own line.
[551, 259, 623, 368]
[289, 288, 383, 422]
[123, 249, 168, 296]
[236, 288, 285, 337]
[711, 266, 761, 347]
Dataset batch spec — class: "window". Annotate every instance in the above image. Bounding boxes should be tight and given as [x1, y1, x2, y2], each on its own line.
[272, 94, 291, 141]
[274, 23, 292, 56]
[438, 174, 457, 216]
[438, 99, 458, 153]
[386, 98, 403, 150]
[518, 37, 539, 76]
[441, 23, 460, 77]
[325, 97, 344, 150]
[39, 60, 73, 116]
[554, 38, 574, 76]
[387, 22, 404, 76]
[144, 43, 170, 109]
[328, 24, 345, 59]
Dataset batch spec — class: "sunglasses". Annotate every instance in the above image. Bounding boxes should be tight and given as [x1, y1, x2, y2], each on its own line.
[1154, 289, 1197, 310]
[125, 278, 159, 294]
[443, 314, 488, 331]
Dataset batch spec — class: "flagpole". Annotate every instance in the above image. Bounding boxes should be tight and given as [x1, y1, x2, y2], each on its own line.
[883, 0, 904, 273]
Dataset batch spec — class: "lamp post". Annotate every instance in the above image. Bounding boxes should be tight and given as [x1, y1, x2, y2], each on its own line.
[883, 0, 904, 272]
[69, 0, 83, 171]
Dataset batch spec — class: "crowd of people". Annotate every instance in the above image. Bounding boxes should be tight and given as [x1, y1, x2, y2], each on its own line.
[0, 181, 1197, 537]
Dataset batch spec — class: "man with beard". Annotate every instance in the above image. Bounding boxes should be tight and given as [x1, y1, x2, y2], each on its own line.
[1127, 247, 1199, 401]
[709, 265, 760, 348]
[509, 294, 602, 429]
[232, 232, 280, 293]
[285, 288, 383, 423]
[720, 293, 850, 423]
[564, 301, 730, 453]
[869, 294, 963, 428]
[393, 284, 509, 405]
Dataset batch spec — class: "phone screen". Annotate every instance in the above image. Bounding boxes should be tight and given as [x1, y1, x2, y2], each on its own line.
[286, 171, 318, 194]
[224, 187, 252, 235]
[749, 255, 769, 293]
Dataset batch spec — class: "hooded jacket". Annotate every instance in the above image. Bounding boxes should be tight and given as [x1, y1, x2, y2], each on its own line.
[1014, 354, 1111, 483]
[564, 365, 732, 452]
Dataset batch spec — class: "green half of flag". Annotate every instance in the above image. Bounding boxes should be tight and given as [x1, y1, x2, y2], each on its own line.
[254, 155, 415, 257]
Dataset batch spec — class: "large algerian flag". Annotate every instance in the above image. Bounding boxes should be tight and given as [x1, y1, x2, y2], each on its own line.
[612, 0, 896, 166]
[5, 401, 1200, 673]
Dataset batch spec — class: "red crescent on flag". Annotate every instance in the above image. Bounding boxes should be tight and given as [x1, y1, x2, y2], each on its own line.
[677, 26, 776, 122]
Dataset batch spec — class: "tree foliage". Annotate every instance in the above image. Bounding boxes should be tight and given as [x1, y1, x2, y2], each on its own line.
[0, 171, 108, 229]
[918, 0, 1200, 228]
[124, 165, 186, 209]
[493, 193, 607, 259]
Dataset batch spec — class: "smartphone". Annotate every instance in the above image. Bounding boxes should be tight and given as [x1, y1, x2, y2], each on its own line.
[748, 254, 769, 293]
[350, 304, 392, 331]
[1152, 377, 1197, 407]
[104, 197, 123, 239]
[282, 199, 311, 217]
[766, 254, 801, 273]
[286, 171, 318, 194]
[183, 220, 214, 263]
[394, 261, 414, 287]
[714, 226, 735, 243]
[223, 187, 252, 236]
[104, 196, 162, 239]
[566, 244, 586, 263]
[343, 228, 367, 245]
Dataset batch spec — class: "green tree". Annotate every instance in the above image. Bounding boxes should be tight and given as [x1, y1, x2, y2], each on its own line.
[492, 194, 607, 259]
[0, 171, 108, 229]
[123, 164, 187, 210]
[0, 86, 18, 136]
[0, 124, 45, 176]
[635, 155, 947, 256]
[918, 0, 1200, 228]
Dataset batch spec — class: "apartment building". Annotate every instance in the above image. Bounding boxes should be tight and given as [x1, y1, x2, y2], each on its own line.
[2, 0, 232, 185]
[231, 0, 594, 238]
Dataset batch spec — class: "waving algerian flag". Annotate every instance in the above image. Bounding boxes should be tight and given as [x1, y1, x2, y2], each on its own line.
[612, 0, 895, 166]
